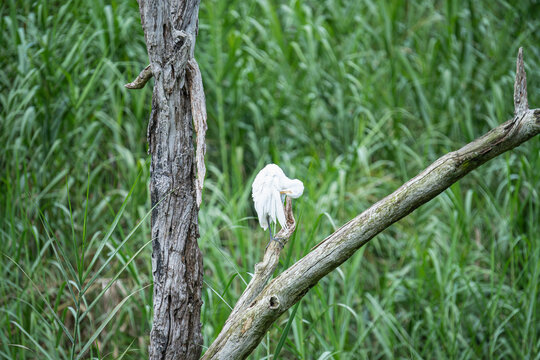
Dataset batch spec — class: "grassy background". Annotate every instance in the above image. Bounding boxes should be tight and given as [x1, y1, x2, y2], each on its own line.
[1, 0, 539, 359]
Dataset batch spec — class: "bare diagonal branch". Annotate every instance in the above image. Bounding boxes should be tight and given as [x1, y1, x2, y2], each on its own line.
[202, 49, 540, 360]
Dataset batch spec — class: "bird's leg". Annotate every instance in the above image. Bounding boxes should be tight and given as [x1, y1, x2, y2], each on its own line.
[265, 232, 272, 251]
[265, 216, 284, 250]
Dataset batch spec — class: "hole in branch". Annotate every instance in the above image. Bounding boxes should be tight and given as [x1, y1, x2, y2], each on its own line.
[269, 296, 280, 309]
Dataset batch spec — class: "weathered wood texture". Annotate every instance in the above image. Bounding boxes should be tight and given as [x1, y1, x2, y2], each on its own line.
[202, 50, 540, 359]
[225, 198, 296, 326]
[186, 59, 207, 208]
[136, 1, 204, 359]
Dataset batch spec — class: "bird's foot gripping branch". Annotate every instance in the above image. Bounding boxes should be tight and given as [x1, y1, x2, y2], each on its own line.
[227, 197, 297, 326]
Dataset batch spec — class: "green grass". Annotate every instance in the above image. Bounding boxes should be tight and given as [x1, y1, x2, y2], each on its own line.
[1, 0, 539, 359]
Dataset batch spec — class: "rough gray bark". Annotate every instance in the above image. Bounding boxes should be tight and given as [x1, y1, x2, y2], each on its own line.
[202, 49, 540, 359]
[134, 1, 205, 359]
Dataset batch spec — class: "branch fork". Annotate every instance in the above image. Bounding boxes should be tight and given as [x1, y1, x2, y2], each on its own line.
[225, 198, 296, 325]
[202, 48, 540, 360]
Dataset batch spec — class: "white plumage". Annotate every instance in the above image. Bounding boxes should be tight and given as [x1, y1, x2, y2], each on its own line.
[252, 164, 304, 231]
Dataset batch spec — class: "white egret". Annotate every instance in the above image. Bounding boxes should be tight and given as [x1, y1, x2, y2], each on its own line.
[252, 164, 304, 247]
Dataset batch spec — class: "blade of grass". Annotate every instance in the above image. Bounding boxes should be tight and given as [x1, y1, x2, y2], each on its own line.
[76, 284, 151, 359]
[273, 300, 301, 359]
[2, 253, 74, 344]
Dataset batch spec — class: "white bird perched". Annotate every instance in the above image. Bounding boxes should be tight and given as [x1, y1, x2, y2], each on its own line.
[252, 164, 304, 245]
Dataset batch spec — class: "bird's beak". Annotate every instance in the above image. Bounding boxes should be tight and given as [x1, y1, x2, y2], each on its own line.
[280, 190, 291, 194]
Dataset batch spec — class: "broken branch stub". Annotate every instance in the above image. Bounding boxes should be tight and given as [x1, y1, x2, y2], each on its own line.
[124, 64, 153, 89]
[514, 47, 528, 116]
[201, 49, 540, 360]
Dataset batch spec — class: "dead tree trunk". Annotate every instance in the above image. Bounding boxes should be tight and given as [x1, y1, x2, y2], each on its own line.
[130, 1, 206, 359]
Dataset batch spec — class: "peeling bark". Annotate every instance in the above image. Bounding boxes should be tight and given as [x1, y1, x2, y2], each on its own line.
[186, 59, 207, 208]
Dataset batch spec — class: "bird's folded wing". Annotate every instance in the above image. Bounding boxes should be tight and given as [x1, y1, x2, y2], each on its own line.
[272, 190, 286, 229]
[253, 190, 269, 230]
